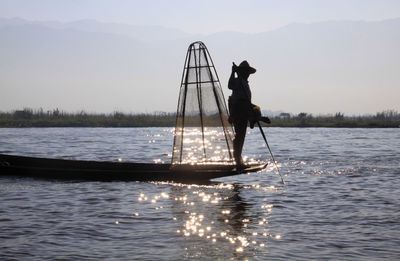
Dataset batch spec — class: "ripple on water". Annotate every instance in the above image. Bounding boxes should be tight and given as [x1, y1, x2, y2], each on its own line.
[0, 128, 399, 260]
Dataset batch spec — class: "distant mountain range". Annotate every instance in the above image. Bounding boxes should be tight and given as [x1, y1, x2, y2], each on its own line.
[1, 17, 399, 114]
[0, 17, 193, 42]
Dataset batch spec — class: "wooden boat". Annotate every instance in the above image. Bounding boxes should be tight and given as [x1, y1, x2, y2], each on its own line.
[0, 154, 267, 182]
[0, 42, 268, 182]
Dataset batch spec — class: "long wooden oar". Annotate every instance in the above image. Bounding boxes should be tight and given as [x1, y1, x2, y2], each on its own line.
[256, 121, 285, 185]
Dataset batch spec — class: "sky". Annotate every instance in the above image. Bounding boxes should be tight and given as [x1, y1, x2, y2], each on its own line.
[1, 0, 400, 34]
[1, 0, 400, 114]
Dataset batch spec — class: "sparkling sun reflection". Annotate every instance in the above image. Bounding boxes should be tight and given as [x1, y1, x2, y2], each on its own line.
[134, 182, 283, 258]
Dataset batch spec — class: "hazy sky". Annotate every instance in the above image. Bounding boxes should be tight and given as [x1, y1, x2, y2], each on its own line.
[1, 0, 400, 114]
[1, 0, 400, 33]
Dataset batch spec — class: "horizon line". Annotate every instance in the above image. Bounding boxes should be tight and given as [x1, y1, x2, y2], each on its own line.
[1, 108, 398, 117]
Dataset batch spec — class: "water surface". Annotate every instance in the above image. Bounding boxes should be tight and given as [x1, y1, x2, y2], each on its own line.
[0, 128, 399, 260]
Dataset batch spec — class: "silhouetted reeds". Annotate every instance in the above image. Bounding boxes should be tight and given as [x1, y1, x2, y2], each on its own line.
[264, 110, 400, 128]
[0, 108, 175, 127]
[0, 108, 399, 128]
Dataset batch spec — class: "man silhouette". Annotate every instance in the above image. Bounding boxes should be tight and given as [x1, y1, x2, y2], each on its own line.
[228, 61, 270, 167]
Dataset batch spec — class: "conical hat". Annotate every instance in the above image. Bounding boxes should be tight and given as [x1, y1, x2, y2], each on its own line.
[237, 60, 256, 74]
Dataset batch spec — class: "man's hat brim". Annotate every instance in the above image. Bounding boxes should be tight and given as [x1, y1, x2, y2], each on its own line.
[237, 60, 257, 74]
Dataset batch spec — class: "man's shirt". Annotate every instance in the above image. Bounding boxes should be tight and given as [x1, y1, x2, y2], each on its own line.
[228, 77, 252, 102]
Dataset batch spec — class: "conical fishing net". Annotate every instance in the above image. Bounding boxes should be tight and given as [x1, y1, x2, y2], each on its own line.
[172, 41, 235, 166]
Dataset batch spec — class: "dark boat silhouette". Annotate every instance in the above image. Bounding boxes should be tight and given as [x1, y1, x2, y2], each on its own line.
[0, 154, 266, 182]
[0, 42, 267, 181]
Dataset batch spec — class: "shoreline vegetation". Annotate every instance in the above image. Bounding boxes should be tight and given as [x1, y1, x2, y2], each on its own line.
[0, 108, 399, 128]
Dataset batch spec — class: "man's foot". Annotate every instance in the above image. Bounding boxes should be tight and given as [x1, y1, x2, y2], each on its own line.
[235, 157, 246, 170]
[236, 163, 247, 171]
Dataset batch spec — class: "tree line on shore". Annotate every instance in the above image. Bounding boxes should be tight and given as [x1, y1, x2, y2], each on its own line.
[0, 108, 399, 128]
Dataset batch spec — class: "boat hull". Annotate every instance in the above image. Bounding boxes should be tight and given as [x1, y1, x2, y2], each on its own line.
[0, 154, 267, 182]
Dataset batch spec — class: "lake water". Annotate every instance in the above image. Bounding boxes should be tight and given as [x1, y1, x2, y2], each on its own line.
[0, 127, 399, 260]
